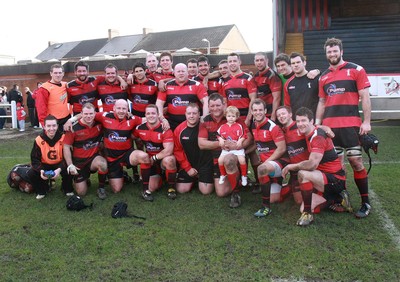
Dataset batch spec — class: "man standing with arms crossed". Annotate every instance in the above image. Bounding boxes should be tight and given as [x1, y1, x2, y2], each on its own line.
[316, 37, 372, 218]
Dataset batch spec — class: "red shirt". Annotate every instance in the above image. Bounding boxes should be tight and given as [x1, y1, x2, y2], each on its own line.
[97, 80, 128, 112]
[94, 112, 142, 162]
[67, 76, 104, 114]
[158, 79, 208, 130]
[319, 61, 370, 128]
[252, 68, 282, 117]
[282, 121, 309, 164]
[306, 127, 345, 179]
[64, 120, 103, 167]
[251, 118, 286, 162]
[217, 122, 246, 142]
[220, 72, 257, 119]
[134, 122, 174, 156]
[129, 78, 158, 117]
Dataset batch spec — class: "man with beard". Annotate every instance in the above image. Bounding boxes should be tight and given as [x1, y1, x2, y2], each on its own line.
[315, 37, 372, 218]
[67, 61, 127, 115]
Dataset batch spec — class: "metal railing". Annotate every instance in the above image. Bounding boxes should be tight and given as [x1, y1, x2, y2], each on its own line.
[0, 101, 17, 128]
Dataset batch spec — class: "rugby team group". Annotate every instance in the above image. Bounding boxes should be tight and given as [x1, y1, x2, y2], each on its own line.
[25, 37, 372, 226]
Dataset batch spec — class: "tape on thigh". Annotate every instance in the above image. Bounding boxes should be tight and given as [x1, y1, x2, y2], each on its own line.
[345, 145, 362, 158]
[334, 146, 344, 156]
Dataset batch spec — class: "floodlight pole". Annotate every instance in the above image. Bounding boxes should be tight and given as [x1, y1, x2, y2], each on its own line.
[202, 38, 210, 55]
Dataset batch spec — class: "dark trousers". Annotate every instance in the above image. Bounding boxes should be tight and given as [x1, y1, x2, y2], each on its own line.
[0, 108, 5, 129]
[28, 107, 39, 127]
[28, 167, 73, 195]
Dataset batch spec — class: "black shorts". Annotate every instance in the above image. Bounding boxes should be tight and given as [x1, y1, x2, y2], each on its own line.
[323, 173, 345, 200]
[108, 148, 136, 179]
[177, 166, 213, 184]
[332, 127, 360, 149]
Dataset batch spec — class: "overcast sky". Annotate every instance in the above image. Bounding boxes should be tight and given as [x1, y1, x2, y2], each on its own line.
[1, 0, 273, 61]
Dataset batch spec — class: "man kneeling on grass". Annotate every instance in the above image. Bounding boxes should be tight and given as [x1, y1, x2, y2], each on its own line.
[63, 103, 108, 199]
[29, 115, 74, 200]
[132, 104, 177, 202]
[282, 107, 352, 226]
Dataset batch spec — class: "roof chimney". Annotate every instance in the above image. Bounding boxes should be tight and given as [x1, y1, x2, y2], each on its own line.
[108, 29, 119, 41]
[143, 28, 153, 35]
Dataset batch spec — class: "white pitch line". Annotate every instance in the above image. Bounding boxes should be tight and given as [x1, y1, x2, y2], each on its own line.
[369, 188, 400, 252]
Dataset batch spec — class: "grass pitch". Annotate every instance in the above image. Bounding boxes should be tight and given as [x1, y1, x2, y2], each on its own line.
[0, 122, 399, 281]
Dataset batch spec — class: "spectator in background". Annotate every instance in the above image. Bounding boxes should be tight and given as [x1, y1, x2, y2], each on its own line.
[7, 84, 23, 106]
[16, 102, 26, 132]
[0, 87, 7, 129]
[25, 87, 39, 128]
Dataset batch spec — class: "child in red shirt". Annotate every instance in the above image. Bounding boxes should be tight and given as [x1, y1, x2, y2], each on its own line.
[217, 106, 248, 186]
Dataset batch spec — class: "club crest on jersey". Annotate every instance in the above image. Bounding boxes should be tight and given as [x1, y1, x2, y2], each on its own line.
[287, 146, 305, 158]
[105, 96, 115, 105]
[83, 141, 99, 150]
[226, 90, 241, 100]
[79, 95, 94, 105]
[146, 143, 160, 152]
[256, 143, 270, 153]
[108, 131, 127, 142]
[133, 95, 148, 104]
[326, 84, 346, 96]
[172, 96, 189, 107]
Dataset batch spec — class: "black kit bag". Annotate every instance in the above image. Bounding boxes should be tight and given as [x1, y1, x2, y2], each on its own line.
[111, 201, 146, 220]
[7, 164, 34, 193]
[66, 195, 93, 211]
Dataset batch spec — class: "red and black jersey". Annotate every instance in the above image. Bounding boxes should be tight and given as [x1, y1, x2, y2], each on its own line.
[64, 120, 103, 167]
[94, 112, 142, 162]
[67, 76, 105, 114]
[134, 122, 174, 156]
[193, 74, 220, 95]
[284, 73, 320, 117]
[97, 80, 128, 113]
[306, 127, 345, 179]
[173, 122, 200, 172]
[152, 70, 174, 83]
[129, 78, 158, 117]
[199, 115, 249, 162]
[253, 68, 282, 117]
[158, 79, 208, 130]
[282, 121, 309, 164]
[220, 72, 257, 119]
[251, 118, 287, 162]
[217, 122, 246, 142]
[319, 61, 370, 128]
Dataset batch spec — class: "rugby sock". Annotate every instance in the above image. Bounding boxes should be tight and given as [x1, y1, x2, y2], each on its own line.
[98, 170, 107, 188]
[251, 162, 259, 182]
[219, 164, 227, 177]
[354, 169, 369, 204]
[240, 163, 247, 177]
[140, 164, 151, 191]
[300, 181, 313, 213]
[165, 169, 177, 189]
[259, 175, 271, 207]
[227, 171, 240, 193]
[280, 184, 291, 202]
